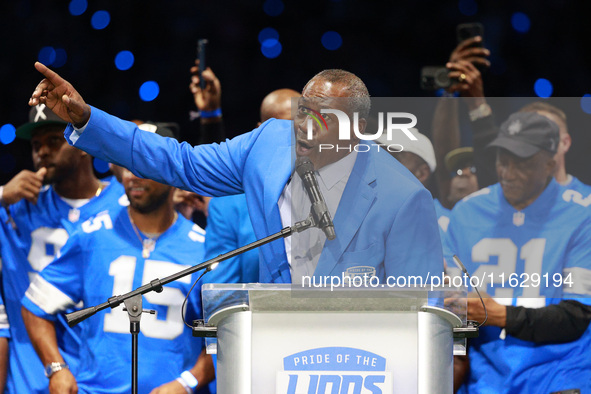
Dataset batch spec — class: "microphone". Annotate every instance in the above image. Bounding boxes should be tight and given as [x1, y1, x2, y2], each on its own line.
[295, 157, 336, 240]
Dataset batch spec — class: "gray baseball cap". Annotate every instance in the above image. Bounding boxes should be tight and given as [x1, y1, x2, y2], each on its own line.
[487, 111, 559, 158]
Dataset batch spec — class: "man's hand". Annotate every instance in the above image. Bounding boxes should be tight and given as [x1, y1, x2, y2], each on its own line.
[449, 36, 490, 67]
[2, 168, 47, 205]
[149, 379, 188, 394]
[173, 189, 211, 219]
[446, 36, 490, 110]
[446, 60, 484, 97]
[28, 62, 91, 128]
[467, 292, 507, 327]
[446, 60, 486, 110]
[49, 368, 78, 394]
[189, 60, 221, 112]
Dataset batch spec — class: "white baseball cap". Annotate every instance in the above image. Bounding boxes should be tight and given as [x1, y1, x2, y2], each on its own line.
[375, 128, 437, 172]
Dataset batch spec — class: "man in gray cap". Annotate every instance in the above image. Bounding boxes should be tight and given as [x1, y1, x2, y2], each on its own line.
[443, 111, 591, 393]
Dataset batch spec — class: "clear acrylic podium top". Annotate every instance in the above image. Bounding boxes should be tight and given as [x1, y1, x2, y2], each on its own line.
[202, 283, 467, 326]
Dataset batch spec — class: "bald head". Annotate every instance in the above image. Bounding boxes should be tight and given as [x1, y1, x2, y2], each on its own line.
[260, 88, 301, 122]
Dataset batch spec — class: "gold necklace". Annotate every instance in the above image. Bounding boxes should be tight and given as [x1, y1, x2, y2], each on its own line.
[128, 208, 177, 258]
[95, 181, 105, 197]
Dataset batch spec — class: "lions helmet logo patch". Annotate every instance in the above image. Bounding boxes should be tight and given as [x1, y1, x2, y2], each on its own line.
[507, 120, 522, 135]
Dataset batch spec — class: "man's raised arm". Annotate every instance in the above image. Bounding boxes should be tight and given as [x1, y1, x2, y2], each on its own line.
[27, 62, 268, 198]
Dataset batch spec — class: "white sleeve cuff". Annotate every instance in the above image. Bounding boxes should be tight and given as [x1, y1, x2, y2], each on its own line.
[69, 119, 90, 144]
[73, 119, 90, 133]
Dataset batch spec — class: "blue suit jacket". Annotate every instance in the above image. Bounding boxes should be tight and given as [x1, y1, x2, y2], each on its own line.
[203, 195, 259, 284]
[67, 107, 443, 283]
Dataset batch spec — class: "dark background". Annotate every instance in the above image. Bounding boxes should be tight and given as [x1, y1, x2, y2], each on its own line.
[2, 0, 591, 189]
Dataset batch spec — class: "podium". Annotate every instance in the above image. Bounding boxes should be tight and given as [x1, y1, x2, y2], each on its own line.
[200, 284, 466, 394]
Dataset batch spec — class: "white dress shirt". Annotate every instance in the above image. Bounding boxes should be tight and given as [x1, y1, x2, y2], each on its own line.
[278, 151, 358, 281]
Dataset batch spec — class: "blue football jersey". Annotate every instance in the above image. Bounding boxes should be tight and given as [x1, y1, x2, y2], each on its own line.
[433, 198, 451, 236]
[0, 281, 9, 340]
[1, 177, 125, 394]
[560, 175, 591, 208]
[22, 206, 207, 394]
[443, 180, 591, 393]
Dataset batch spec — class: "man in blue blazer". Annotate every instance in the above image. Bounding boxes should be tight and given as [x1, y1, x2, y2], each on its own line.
[29, 62, 444, 285]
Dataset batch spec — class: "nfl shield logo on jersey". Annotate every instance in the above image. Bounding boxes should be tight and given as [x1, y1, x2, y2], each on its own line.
[512, 211, 525, 227]
[68, 208, 80, 223]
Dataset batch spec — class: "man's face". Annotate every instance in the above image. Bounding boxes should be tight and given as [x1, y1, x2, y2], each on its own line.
[447, 164, 479, 206]
[30, 126, 81, 184]
[496, 149, 555, 210]
[293, 78, 364, 170]
[121, 167, 172, 214]
[395, 151, 431, 186]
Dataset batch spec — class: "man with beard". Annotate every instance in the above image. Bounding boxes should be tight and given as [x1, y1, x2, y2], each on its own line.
[0, 104, 125, 393]
[21, 126, 214, 393]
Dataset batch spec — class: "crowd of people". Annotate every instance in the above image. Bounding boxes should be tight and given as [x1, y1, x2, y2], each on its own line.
[0, 35, 590, 394]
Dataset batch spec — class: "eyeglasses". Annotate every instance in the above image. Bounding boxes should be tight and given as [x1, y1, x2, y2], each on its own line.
[451, 166, 477, 178]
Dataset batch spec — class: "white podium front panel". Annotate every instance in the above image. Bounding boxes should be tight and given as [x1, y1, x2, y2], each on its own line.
[254, 311, 417, 393]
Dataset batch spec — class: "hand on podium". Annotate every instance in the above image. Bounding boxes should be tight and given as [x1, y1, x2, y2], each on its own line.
[467, 292, 506, 327]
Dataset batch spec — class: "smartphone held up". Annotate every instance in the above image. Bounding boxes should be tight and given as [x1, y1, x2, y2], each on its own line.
[197, 39, 208, 90]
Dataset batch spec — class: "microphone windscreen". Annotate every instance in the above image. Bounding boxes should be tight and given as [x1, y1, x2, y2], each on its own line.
[295, 156, 314, 177]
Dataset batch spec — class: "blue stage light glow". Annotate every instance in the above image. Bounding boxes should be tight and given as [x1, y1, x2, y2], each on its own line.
[139, 81, 160, 101]
[580, 94, 591, 114]
[258, 27, 279, 44]
[0, 124, 16, 145]
[53, 48, 68, 68]
[69, 0, 87, 16]
[91, 10, 111, 30]
[261, 39, 282, 59]
[321, 31, 343, 50]
[93, 158, 110, 174]
[38, 46, 56, 65]
[115, 51, 134, 71]
[511, 12, 531, 33]
[534, 78, 553, 98]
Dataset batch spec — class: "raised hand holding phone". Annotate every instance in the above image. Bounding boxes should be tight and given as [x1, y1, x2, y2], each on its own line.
[197, 39, 208, 91]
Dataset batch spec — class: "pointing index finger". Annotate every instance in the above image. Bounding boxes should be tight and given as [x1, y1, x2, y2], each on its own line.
[34, 62, 65, 86]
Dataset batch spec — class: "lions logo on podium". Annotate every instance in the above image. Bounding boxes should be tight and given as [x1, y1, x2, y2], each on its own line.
[277, 347, 392, 393]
